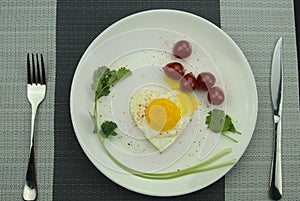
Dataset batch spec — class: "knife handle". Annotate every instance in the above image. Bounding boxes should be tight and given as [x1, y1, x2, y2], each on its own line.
[269, 115, 282, 200]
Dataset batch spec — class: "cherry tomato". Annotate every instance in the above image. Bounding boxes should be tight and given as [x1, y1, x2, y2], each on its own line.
[180, 72, 197, 92]
[197, 72, 216, 90]
[163, 62, 185, 80]
[207, 86, 225, 105]
[173, 40, 192, 59]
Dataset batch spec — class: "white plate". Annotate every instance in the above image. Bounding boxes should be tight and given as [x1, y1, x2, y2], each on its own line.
[70, 9, 258, 196]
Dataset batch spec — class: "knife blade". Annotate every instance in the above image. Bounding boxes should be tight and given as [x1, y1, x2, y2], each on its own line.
[269, 37, 283, 200]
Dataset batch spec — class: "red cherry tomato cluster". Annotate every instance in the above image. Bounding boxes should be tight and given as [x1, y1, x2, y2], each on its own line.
[162, 40, 225, 105]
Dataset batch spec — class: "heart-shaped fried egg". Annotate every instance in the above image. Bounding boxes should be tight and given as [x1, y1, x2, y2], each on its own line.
[129, 85, 199, 152]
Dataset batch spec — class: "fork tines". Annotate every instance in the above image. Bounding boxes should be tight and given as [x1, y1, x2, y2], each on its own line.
[27, 53, 46, 85]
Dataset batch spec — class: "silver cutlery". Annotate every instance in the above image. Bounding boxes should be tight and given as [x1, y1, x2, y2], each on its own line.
[270, 37, 283, 200]
[22, 53, 46, 201]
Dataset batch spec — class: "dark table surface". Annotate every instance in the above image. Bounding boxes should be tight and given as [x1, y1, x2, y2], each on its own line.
[55, 1, 224, 200]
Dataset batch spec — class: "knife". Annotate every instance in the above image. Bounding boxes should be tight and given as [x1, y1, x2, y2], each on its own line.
[270, 37, 283, 200]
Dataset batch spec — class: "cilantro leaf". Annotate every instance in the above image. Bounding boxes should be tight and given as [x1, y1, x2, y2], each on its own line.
[106, 67, 132, 86]
[222, 115, 241, 134]
[91, 66, 109, 92]
[116, 67, 132, 81]
[101, 121, 118, 138]
[92, 66, 131, 101]
[205, 109, 241, 142]
[206, 109, 225, 133]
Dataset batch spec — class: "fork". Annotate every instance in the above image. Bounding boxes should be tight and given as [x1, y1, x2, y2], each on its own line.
[22, 53, 46, 201]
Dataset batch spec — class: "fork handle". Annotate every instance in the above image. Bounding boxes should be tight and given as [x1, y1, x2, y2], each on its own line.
[23, 145, 37, 201]
[23, 108, 38, 201]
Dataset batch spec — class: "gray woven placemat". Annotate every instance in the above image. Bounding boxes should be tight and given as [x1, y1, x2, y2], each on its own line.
[220, 0, 300, 200]
[0, 0, 56, 200]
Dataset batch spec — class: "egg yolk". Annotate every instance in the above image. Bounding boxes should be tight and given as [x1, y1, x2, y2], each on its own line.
[177, 90, 199, 116]
[145, 98, 181, 132]
[164, 76, 199, 117]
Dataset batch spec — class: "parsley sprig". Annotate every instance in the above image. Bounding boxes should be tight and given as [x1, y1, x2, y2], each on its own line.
[206, 109, 241, 142]
[90, 66, 131, 134]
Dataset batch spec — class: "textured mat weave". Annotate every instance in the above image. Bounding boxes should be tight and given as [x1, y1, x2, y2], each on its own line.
[0, 1, 56, 200]
[220, 0, 300, 200]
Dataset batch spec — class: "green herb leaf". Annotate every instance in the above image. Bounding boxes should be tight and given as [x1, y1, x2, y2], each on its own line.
[116, 67, 132, 81]
[91, 66, 109, 92]
[222, 115, 241, 134]
[205, 109, 241, 142]
[206, 109, 225, 133]
[101, 121, 118, 138]
[92, 66, 131, 101]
